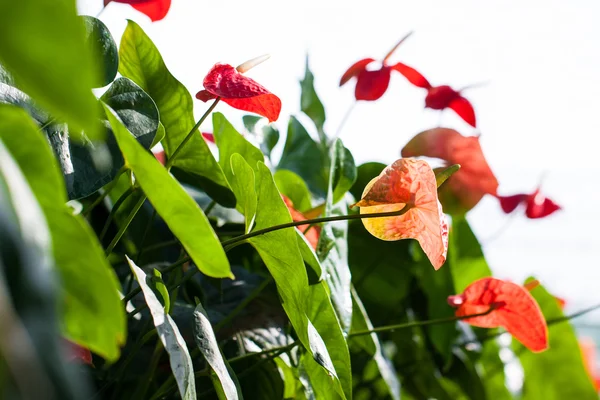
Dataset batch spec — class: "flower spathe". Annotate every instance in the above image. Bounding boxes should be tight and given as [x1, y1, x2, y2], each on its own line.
[352, 159, 448, 270]
[196, 63, 281, 122]
[448, 277, 548, 352]
[497, 189, 561, 219]
[104, 0, 171, 22]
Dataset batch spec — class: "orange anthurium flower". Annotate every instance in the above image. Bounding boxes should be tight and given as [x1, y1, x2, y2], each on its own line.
[402, 128, 498, 214]
[196, 60, 281, 122]
[447, 277, 548, 352]
[63, 339, 93, 365]
[283, 195, 320, 250]
[351, 159, 448, 270]
[104, 0, 171, 22]
[339, 32, 415, 101]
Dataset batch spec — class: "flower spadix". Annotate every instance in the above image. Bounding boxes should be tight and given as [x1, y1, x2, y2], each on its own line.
[351, 159, 448, 270]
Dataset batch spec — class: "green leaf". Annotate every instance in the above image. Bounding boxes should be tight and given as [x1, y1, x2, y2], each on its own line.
[444, 349, 487, 400]
[0, 158, 91, 399]
[151, 269, 170, 314]
[0, 105, 125, 361]
[278, 116, 328, 197]
[243, 115, 279, 159]
[193, 302, 242, 400]
[104, 104, 233, 279]
[118, 20, 233, 206]
[300, 56, 327, 143]
[330, 141, 357, 204]
[476, 340, 512, 400]
[435, 164, 461, 188]
[229, 154, 258, 233]
[350, 287, 400, 400]
[317, 140, 354, 334]
[82, 16, 118, 88]
[128, 257, 196, 400]
[515, 279, 597, 400]
[0, 0, 101, 140]
[274, 169, 313, 212]
[296, 231, 323, 283]
[448, 216, 491, 293]
[152, 121, 166, 148]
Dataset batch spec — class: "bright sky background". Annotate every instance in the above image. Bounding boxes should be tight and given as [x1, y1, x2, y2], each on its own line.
[79, 0, 600, 318]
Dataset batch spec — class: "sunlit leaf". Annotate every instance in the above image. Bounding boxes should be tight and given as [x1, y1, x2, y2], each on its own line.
[448, 277, 548, 352]
[127, 257, 196, 399]
[274, 169, 313, 212]
[0, 105, 125, 361]
[104, 104, 233, 279]
[118, 20, 233, 206]
[197, 63, 281, 122]
[0, 0, 101, 140]
[353, 158, 448, 270]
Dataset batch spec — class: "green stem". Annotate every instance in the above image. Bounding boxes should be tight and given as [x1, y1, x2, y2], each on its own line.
[99, 186, 136, 241]
[83, 167, 127, 216]
[104, 194, 147, 256]
[221, 206, 411, 248]
[165, 98, 220, 169]
[349, 307, 497, 338]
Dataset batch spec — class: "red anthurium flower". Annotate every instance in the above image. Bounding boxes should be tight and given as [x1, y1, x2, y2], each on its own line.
[63, 339, 93, 365]
[196, 56, 281, 122]
[283, 195, 320, 250]
[339, 32, 415, 101]
[394, 64, 477, 127]
[402, 128, 498, 214]
[352, 158, 449, 270]
[447, 277, 548, 352]
[497, 188, 561, 219]
[104, 0, 171, 22]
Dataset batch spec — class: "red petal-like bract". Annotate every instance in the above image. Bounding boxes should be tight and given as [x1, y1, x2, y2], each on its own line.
[392, 62, 432, 89]
[497, 190, 561, 219]
[339, 58, 376, 86]
[352, 159, 448, 270]
[450, 277, 548, 352]
[283, 196, 320, 250]
[201, 132, 215, 143]
[106, 0, 171, 22]
[498, 193, 528, 213]
[64, 339, 93, 365]
[448, 96, 477, 127]
[354, 66, 392, 101]
[402, 128, 498, 213]
[197, 63, 281, 122]
[424, 85, 459, 110]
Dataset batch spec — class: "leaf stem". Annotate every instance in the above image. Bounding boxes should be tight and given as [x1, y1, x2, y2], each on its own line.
[105, 194, 146, 256]
[165, 98, 220, 169]
[221, 206, 410, 247]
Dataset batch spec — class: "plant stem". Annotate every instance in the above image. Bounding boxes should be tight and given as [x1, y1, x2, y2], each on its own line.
[105, 194, 147, 256]
[221, 207, 410, 247]
[349, 307, 497, 338]
[165, 98, 220, 169]
[83, 167, 127, 216]
[99, 186, 137, 241]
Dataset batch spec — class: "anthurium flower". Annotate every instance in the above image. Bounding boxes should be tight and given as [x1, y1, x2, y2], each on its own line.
[104, 0, 171, 22]
[351, 158, 448, 270]
[402, 128, 498, 214]
[497, 189, 561, 219]
[447, 277, 548, 352]
[196, 59, 281, 122]
[283, 195, 320, 250]
[394, 64, 477, 127]
[339, 32, 415, 101]
[63, 339, 93, 365]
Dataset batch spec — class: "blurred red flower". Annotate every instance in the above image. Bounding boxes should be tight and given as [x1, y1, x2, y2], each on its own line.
[104, 0, 171, 22]
[497, 189, 561, 219]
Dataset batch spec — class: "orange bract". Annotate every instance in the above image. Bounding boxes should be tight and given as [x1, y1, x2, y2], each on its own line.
[352, 159, 448, 270]
[448, 277, 548, 352]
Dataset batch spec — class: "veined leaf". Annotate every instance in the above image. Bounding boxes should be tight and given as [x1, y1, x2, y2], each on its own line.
[194, 302, 242, 400]
[104, 104, 232, 279]
[0, 105, 124, 361]
[0, 0, 101, 140]
[128, 257, 196, 400]
[118, 20, 233, 206]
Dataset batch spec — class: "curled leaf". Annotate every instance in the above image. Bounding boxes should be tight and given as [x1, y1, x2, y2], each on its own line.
[448, 277, 548, 352]
[196, 63, 281, 122]
[105, 0, 172, 22]
[352, 159, 448, 270]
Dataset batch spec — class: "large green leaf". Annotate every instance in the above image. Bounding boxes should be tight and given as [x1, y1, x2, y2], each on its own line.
[0, 0, 101, 140]
[82, 16, 118, 88]
[0, 105, 125, 361]
[104, 104, 233, 279]
[350, 288, 400, 400]
[300, 56, 327, 143]
[194, 302, 242, 400]
[278, 116, 328, 197]
[515, 279, 597, 400]
[0, 151, 91, 399]
[128, 258, 196, 400]
[118, 20, 233, 206]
